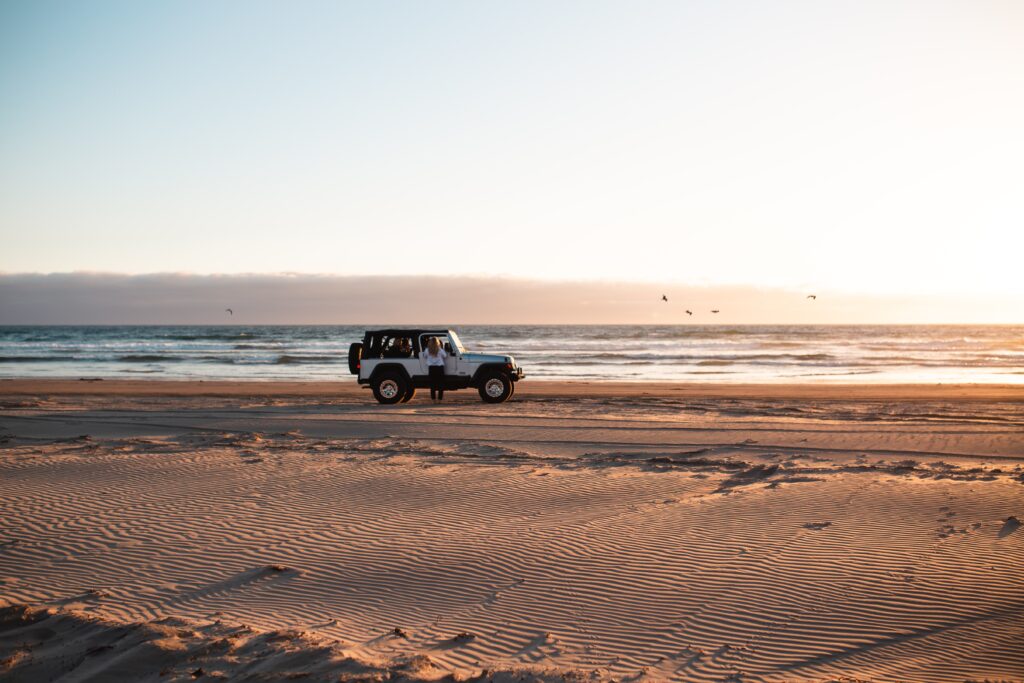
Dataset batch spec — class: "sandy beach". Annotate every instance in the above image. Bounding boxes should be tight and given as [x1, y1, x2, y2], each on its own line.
[1, 380, 1022, 682]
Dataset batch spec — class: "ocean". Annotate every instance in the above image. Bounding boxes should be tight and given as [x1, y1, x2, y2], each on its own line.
[0, 325, 1021, 384]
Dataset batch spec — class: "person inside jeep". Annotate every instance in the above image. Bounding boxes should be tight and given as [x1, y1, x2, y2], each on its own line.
[383, 337, 412, 358]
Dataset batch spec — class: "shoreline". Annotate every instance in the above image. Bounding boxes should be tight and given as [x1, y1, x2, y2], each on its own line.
[1, 377, 1022, 401]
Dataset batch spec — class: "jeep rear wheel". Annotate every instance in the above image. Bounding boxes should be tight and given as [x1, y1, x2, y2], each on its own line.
[372, 371, 407, 405]
[479, 373, 513, 403]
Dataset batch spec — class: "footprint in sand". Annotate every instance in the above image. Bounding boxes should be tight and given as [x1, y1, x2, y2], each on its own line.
[517, 632, 562, 661]
[937, 523, 980, 539]
[802, 522, 832, 530]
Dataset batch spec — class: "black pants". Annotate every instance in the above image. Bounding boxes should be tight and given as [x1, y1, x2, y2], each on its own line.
[428, 365, 445, 400]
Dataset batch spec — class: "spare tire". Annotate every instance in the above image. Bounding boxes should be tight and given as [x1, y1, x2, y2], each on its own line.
[347, 342, 363, 375]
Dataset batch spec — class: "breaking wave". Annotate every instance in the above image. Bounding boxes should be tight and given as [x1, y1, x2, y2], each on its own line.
[1, 324, 1022, 383]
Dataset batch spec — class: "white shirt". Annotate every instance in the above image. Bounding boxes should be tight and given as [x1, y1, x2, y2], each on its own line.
[421, 348, 447, 366]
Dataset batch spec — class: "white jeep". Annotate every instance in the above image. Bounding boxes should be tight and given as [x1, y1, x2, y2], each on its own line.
[348, 329, 525, 404]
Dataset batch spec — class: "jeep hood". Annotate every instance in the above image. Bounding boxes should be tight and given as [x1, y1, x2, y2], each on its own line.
[462, 352, 513, 364]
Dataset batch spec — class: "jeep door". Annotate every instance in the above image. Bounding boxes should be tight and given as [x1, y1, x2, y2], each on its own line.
[446, 334, 473, 380]
[418, 333, 459, 377]
[444, 331, 473, 379]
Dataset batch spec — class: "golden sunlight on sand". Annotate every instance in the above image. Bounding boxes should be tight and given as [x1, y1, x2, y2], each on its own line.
[1, 381, 1022, 681]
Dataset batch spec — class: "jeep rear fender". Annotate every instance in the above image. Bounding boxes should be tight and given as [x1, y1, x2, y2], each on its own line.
[369, 363, 412, 383]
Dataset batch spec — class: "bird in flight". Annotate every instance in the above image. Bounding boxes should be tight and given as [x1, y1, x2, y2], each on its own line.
[685, 310, 693, 316]
[806, 295, 816, 300]
[662, 295, 668, 302]
[711, 309, 720, 314]
[225, 308, 234, 315]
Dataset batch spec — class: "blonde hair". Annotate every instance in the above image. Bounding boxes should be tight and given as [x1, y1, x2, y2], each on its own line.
[427, 336, 442, 356]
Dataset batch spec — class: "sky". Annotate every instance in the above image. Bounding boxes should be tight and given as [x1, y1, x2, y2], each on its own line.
[1, 1, 1023, 323]
[4, 273, 1021, 325]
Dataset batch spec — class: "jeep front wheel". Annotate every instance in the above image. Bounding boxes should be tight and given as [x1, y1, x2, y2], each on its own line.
[479, 373, 513, 403]
[372, 371, 407, 405]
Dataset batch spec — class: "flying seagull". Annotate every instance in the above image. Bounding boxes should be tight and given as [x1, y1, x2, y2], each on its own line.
[711, 309, 720, 314]
[807, 295, 816, 300]
[225, 308, 234, 315]
[662, 295, 668, 302]
[685, 310, 693, 316]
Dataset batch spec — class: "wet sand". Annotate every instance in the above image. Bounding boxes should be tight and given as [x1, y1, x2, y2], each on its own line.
[3, 377, 1023, 400]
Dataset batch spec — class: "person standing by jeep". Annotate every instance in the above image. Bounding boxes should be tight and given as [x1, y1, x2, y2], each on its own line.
[421, 336, 447, 402]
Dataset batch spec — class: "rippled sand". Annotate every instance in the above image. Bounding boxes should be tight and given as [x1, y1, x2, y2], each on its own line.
[1, 381, 1022, 682]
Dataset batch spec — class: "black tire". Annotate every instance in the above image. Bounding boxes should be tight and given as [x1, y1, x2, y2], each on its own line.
[400, 386, 417, 403]
[347, 343, 363, 375]
[478, 373, 513, 403]
[372, 371, 407, 405]
[508, 381, 516, 399]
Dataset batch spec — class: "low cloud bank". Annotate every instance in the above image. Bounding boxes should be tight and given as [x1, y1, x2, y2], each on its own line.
[0, 273, 1016, 324]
